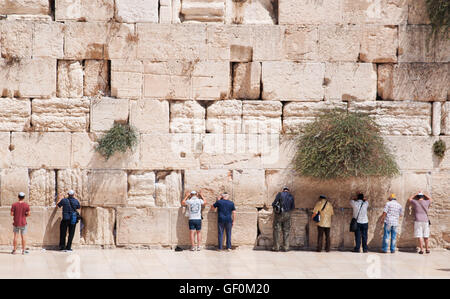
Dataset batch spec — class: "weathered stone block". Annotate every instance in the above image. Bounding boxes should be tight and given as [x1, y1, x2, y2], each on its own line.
[385, 136, 434, 170]
[55, 0, 114, 21]
[318, 25, 361, 62]
[408, 0, 430, 24]
[349, 101, 432, 136]
[192, 60, 230, 100]
[181, 0, 225, 23]
[342, 0, 408, 25]
[90, 97, 129, 132]
[11, 132, 71, 168]
[0, 20, 33, 59]
[0, 168, 29, 206]
[64, 22, 109, 59]
[232, 62, 261, 100]
[33, 22, 64, 58]
[360, 25, 398, 63]
[206, 25, 253, 61]
[105, 23, 138, 60]
[155, 171, 182, 207]
[242, 101, 282, 134]
[88, 170, 127, 207]
[83, 60, 109, 97]
[31, 98, 90, 132]
[127, 171, 156, 207]
[0, 98, 30, 131]
[378, 63, 449, 101]
[206, 100, 242, 134]
[399, 25, 434, 62]
[324, 63, 378, 101]
[115, 0, 159, 23]
[431, 171, 450, 211]
[0, 132, 11, 168]
[279, 0, 342, 25]
[232, 169, 265, 207]
[159, 0, 173, 24]
[184, 169, 233, 203]
[231, 208, 258, 246]
[0, 0, 50, 15]
[56, 169, 89, 206]
[81, 207, 115, 245]
[130, 100, 170, 133]
[252, 25, 285, 61]
[57, 60, 84, 98]
[29, 169, 55, 206]
[225, 0, 277, 24]
[262, 62, 325, 101]
[284, 26, 319, 61]
[170, 101, 206, 133]
[442, 103, 450, 135]
[111, 60, 143, 99]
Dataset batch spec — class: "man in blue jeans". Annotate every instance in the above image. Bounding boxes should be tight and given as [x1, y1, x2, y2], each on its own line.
[212, 192, 236, 251]
[379, 194, 403, 253]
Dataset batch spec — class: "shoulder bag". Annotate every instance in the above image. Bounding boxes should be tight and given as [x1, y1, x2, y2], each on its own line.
[350, 201, 364, 232]
[68, 198, 82, 224]
[313, 200, 328, 223]
[417, 200, 431, 225]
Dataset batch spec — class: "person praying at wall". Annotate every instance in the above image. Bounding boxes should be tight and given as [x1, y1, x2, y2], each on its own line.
[56, 190, 81, 252]
[182, 190, 206, 251]
[408, 191, 432, 254]
[211, 192, 236, 251]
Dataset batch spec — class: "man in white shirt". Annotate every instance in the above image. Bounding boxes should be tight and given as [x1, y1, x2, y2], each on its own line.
[350, 193, 369, 253]
[182, 190, 206, 251]
[379, 194, 403, 253]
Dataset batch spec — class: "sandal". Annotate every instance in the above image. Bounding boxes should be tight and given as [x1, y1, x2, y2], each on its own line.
[11, 250, 16, 255]
[426, 250, 430, 254]
[419, 250, 424, 254]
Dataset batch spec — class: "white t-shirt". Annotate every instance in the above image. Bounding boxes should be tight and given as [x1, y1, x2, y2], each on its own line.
[186, 196, 204, 220]
[350, 200, 369, 224]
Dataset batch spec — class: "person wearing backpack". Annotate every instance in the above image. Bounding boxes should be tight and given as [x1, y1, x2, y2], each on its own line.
[350, 193, 369, 253]
[312, 195, 334, 252]
[408, 191, 432, 254]
[56, 190, 81, 252]
[271, 186, 295, 252]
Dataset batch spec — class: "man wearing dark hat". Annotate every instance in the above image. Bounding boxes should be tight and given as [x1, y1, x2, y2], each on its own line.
[312, 195, 334, 252]
[56, 190, 81, 252]
[271, 186, 295, 252]
[10, 192, 30, 255]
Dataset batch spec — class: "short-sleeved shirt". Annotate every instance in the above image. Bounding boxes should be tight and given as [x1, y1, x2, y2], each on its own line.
[11, 201, 30, 227]
[57, 197, 81, 220]
[313, 199, 334, 228]
[410, 199, 431, 222]
[186, 196, 204, 220]
[213, 199, 236, 223]
[350, 200, 369, 224]
[383, 200, 403, 226]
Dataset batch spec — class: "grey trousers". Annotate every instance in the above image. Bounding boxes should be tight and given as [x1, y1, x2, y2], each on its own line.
[273, 211, 291, 250]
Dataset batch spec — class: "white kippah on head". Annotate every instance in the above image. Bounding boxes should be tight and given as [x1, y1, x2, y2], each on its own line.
[18, 192, 25, 197]
[68, 190, 75, 195]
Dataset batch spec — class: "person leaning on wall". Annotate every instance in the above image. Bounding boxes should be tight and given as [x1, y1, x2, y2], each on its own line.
[271, 186, 295, 252]
[312, 195, 334, 252]
[56, 190, 81, 252]
[211, 192, 236, 251]
[379, 194, 403, 254]
[350, 193, 369, 253]
[408, 191, 432, 254]
[181, 190, 206, 251]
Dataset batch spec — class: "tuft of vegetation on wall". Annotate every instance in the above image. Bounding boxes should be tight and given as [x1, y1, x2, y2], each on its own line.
[95, 122, 138, 160]
[426, 0, 449, 39]
[433, 139, 446, 158]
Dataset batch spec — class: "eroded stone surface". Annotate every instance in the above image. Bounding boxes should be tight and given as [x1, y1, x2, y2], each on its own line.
[360, 25, 398, 63]
[56, 169, 89, 206]
[232, 169, 265, 207]
[84, 60, 109, 97]
[170, 101, 205, 133]
[0, 0, 50, 15]
[155, 171, 182, 207]
[88, 170, 127, 207]
[0, 98, 30, 131]
[115, 0, 159, 23]
[127, 171, 156, 207]
[90, 97, 129, 132]
[232, 62, 261, 100]
[29, 169, 55, 206]
[57, 60, 83, 98]
[130, 100, 170, 133]
[55, 0, 114, 22]
[0, 168, 29, 206]
[81, 207, 115, 245]
[206, 100, 242, 134]
[242, 101, 282, 134]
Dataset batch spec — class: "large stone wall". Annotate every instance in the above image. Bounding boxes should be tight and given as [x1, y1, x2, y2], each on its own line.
[0, 0, 448, 250]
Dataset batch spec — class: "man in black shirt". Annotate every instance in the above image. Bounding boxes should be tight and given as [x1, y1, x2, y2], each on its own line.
[271, 186, 295, 252]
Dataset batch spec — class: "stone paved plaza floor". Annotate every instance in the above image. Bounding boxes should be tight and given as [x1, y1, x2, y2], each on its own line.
[0, 248, 449, 279]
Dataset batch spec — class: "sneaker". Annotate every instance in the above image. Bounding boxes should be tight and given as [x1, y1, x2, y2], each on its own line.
[11, 250, 16, 255]
[226, 248, 232, 252]
[197, 246, 202, 251]
[419, 250, 424, 254]
[190, 247, 196, 251]
[426, 250, 430, 254]
[65, 249, 73, 252]
[271, 248, 279, 252]
[22, 250, 29, 255]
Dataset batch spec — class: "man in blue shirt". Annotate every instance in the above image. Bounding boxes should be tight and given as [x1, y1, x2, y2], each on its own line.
[271, 186, 295, 252]
[56, 190, 81, 251]
[212, 192, 236, 251]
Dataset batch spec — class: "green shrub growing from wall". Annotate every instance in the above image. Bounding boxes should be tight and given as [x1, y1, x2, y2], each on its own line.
[433, 139, 446, 158]
[95, 122, 138, 160]
[293, 109, 399, 180]
[426, 0, 449, 39]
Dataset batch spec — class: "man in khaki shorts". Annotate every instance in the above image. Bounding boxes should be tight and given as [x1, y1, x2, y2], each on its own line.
[408, 191, 432, 254]
[10, 192, 31, 255]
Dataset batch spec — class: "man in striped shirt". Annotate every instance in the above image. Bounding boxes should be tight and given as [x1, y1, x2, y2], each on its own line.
[379, 194, 403, 253]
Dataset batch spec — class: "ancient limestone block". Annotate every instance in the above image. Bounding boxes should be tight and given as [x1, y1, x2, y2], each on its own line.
[225, 0, 277, 24]
[0, 132, 11, 169]
[378, 63, 449, 102]
[84, 60, 109, 97]
[29, 169, 55, 206]
[342, 0, 408, 25]
[0, 98, 30, 131]
[88, 170, 127, 207]
[432, 102, 441, 136]
[137, 23, 207, 60]
[81, 207, 115, 245]
[0, 0, 50, 15]
[90, 97, 129, 132]
[252, 25, 285, 61]
[33, 22, 64, 58]
[64, 22, 109, 59]
[0, 168, 29, 206]
[279, 0, 342, 25]
[116, 207, 171, 245]
[206, 100, 242, 134]
[11, 132, 71, 168]
[0, 20, 33, 59]
[431, 172, 450, 211]
[130, 100, 170, 133]
[115, 0, 159, 23]
[31, 98, 90, 132]
[442, 103, 450, 135]
[261, 62, 325, 101]
[127, 171, 156, 207]
[105, 23, 138, 60]
[160, 0, 173, 24]
[319, 25, 361, 62]
[55, 0, 114, 21]
[206, 25, 253, 61]
[170, 101, 206, 133]
[282, 102, 347, 134]
[57, 169, 89, 206]
[360, 25, 398, 63]
[324, 63, 377, 101]
[143, 60, 192, 100]
[192, 60, 230, 100]
[408, 0, 430, 24]
[184, 169, 233, 203]
[181, 0, 225, 23]
[232, 62, 261, 100]
[155, 171, 182, 207]
[111, 60, 143, 99]
[284, 26, 319, 61]
[57, 60, 84, 98]
[242, 101, 282, 134]
[385, 136, 434, 170]
[349, 101, 432, 136]
[172, 0, 182, 23]
[232, 169, 265, 207]
[231, 208, 258, 246]
[399, 25, 434, 62]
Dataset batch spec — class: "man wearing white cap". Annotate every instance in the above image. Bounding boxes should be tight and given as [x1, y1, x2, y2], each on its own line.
[56, 190, 81, 252]
[408, 191, 432, 254]
[10, 192, 30, 254]
[182, 190, 206, 251]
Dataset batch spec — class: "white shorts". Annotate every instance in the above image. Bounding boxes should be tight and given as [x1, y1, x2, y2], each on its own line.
[414, 221, 430, 238]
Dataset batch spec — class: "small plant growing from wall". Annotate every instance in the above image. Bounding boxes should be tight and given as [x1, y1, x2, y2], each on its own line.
[95, 122, 138, 160]
[425, 0, 449, 39]
[433, 139, 446, 158]
[293, 109, 399, 180]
